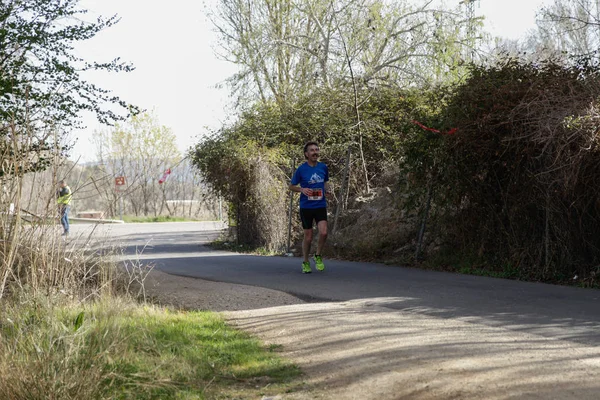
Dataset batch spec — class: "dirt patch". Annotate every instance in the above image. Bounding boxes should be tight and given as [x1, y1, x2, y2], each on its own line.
[143, 269, 305, 311]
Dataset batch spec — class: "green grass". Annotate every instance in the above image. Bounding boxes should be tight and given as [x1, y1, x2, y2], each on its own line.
[0, 297, 301, 399]
[122, 215, 201, 223]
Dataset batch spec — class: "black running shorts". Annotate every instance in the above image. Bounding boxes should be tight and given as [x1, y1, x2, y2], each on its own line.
[299, 207, 327, 230]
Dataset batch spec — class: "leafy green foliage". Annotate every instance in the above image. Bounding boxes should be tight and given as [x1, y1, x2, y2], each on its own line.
[0, 0, 136, 126]
[73, 311, 84, 331]
[0, 0, 138, 177]
[190, 86, 437, 248]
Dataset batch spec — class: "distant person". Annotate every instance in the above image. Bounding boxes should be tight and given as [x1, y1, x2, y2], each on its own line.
[289, 141, 329, 274]
[57, 180, 72, 236]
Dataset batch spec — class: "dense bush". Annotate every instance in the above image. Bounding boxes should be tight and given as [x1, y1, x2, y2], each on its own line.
[190, 137, 289, 250]
[190, 87, 436, 251]
[193, 55, 600, 283]
[431, 57, 600, 279]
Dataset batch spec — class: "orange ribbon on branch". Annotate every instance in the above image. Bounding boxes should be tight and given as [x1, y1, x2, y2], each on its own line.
[412, 120, 457, 136]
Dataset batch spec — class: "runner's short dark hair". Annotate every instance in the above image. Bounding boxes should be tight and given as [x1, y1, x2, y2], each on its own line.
[303, 141, 319, 158]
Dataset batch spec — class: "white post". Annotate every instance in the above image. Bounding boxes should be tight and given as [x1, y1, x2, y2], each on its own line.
[218, 195, 222, 221]
[119, 194, 123, 221]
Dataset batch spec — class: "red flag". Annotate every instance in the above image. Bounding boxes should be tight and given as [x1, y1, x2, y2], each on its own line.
[158, 168, 171, 184]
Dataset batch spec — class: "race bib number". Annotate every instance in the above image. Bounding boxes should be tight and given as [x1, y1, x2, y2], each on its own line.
[308, 188, 323, 201]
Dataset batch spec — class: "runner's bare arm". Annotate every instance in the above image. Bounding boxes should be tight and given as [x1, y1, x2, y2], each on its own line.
[289, 184, 311, 196]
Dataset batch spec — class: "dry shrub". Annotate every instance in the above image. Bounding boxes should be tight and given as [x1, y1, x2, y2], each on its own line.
[0, 296, 143, 400]
[322, 164, 421, 262]
[3, 230, 109, 297]
[252, 157, 289, 251]
[327, 185, 417, 261]
[0, 298, 111, 400]
[191, 138, 290, 251]
[230, 154, 289, 251]
[0, 184, 151, 302]
[437, 56, 600, 279]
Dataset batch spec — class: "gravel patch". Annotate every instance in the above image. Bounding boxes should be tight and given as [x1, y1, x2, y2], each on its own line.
[144, 269, 306, 311]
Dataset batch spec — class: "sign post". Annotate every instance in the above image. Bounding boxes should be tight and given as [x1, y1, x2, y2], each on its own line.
[115, 176, 126, 221]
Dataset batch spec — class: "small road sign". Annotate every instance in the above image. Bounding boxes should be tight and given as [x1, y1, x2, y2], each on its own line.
[115, 176, 126, 188]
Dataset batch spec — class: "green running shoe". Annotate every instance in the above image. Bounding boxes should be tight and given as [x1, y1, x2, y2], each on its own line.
[302, 261, 312, 274]
[314, 254, 325, 271]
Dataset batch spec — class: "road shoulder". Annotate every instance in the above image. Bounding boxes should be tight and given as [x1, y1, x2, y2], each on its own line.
[144, 269, 306, 311]
[144, 270, 600, 400]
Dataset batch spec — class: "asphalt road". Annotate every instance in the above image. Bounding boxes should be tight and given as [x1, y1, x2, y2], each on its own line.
[70, 221, 600, 347]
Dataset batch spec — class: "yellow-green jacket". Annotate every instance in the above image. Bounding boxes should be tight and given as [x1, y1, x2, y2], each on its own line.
[57, 186, 72, 205]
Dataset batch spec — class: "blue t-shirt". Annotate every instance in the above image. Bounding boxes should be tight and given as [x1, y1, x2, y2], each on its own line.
[291, 162, 329, 209]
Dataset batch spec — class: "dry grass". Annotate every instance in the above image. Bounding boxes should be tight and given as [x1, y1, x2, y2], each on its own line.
[325, 187, 418, 262]
[0, 294, 301, 400]
[0, 192, 298, 399]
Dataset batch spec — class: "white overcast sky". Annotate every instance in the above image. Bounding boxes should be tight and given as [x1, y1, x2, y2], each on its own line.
[70, 0, 552, 163]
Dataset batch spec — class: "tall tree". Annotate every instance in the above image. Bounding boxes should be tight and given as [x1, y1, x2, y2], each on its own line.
[211, 0, 480, 108]
[532, 0, 600, 59]
[95, 112, 180, 217]
[0, 0, 138, 176]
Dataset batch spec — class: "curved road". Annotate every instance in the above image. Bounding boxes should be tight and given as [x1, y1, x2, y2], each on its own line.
[72, 221, 600, 345]
[71, 221, 600, 399]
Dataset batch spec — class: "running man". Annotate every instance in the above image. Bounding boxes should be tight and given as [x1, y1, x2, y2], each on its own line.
[289, 141, 329, 273]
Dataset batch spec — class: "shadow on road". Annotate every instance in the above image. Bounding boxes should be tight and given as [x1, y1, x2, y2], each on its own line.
[107, 230, 600, 347]
[228, 300, 600, 399]
[79, 225, 600, 399]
